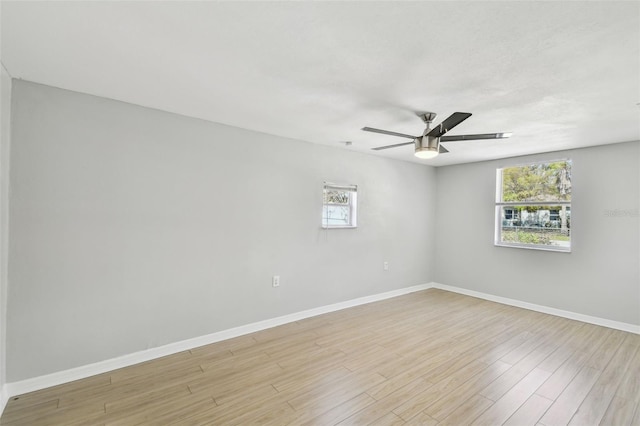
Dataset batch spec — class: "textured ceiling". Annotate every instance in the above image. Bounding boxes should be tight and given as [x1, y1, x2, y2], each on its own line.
[2, 1, 639, 166]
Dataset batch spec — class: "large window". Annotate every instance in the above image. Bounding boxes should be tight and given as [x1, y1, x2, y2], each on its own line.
[322, 183, 357, 228]
[496, 160, 571, 251]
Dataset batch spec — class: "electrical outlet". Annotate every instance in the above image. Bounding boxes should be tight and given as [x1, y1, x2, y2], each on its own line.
[272, 275, 280, 287]
[383, 262, 389, 271]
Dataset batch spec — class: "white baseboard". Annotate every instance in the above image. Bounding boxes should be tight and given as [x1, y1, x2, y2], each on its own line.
[0, 385, 7, 418]
[431, 282, 640, 335]
[4, 283, 431, 398]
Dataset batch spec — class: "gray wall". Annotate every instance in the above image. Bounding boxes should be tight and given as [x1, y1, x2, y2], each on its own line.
[435, 142, 640, 326]
[7, 79, 639, 384]
[1, 63, 11, 390]
[7, 81, 436, 381]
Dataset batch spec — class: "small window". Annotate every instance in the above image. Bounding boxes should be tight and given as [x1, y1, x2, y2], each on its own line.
[322, 183, 357, 228]
[504, 208, 520, 222]
[496, 160, 571, 251]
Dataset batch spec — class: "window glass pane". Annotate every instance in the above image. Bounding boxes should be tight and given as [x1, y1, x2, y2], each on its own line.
[323, 190, 350, 204]
[499, 205, 570, 248]
[322, 205, 351, 226]
[501, 161, 572, 203]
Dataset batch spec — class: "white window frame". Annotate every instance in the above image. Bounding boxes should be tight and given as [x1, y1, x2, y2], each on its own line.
[495, 159, 571, 252]
[322, 182, 357, 229]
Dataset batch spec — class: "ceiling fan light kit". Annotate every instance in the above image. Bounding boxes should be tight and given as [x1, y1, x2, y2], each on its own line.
[414, 146, 439, 159]
[363, 111, 511, 160]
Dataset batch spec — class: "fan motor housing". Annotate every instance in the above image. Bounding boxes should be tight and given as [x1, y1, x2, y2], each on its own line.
[415, 135, 439, 151]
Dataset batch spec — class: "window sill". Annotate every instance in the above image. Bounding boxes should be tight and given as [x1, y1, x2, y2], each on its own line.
[494, 242, 571, 253]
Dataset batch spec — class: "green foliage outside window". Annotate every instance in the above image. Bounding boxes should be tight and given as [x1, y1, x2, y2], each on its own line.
[502, 161, 571, 210]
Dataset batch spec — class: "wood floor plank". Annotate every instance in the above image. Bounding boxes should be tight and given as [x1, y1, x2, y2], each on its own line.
[286, 371, 386, 412]
[480, 341, 558, 402]
[616, 338, 640, 403]
[369, 412, 406, 426]
[499, 317, 562, 366]
[178, 387, 283, 425]
[258, 331, 321, 358]
[297, 392, 376, 425]
[536, 322, 592, 374]
[2, 373, 111, 414]
[393, 360, 489, 421]
[586, 329, 626, 370]
[476, 331, 533, 365]
[51, 382, 112, 411]
[367, 369, 432, 402]
[112, 363, 205, 389]
[424, 360, 512, 420]
[534, 323, 612, 401]
[2, 289, 639, 426]
[275, 344, 344, 370]
[272, 365, 352, 395]
[538, 366, 602, 426]
[632, 402, 640, 426]
[242, 402, 296, 426]
[186, 360, 283, 398]
[213, 382, 279, 407]
[198, 348, 271, 372]
[600, 396, 637, 426]
[0, 400, 61, 425]
[104, 383, 191, 413]
[338, 378, 431, 425]
[203, 397, 292, 426]
[403, 411, 439, 426]
[471, 367, 551, 425]
[104, 393, 215, 426]
[503, 393, 554, 426]
[568, 335, 639, 425]
[421, 352, 488, 385]
[374, 346, 456, 380]
[535, 348, 596, 402]
[438, 393, 494, 426]
[341, 343, 399, 373]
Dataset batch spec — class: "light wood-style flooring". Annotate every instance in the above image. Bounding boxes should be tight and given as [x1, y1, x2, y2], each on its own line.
[1, 289, 639, 425]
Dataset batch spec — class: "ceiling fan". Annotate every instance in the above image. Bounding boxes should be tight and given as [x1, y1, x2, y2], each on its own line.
[363, 112, 511, 159]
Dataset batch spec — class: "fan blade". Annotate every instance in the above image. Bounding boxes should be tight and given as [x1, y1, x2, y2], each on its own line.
[362, 127, 417, 139]
[371, 141, 415, 151]
[427, 112, 472, 137]
[372, 141, 449, 153]
[440, 132, 512, 142]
